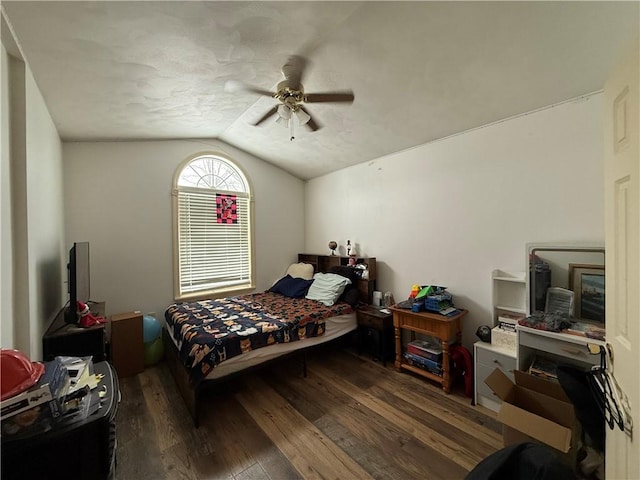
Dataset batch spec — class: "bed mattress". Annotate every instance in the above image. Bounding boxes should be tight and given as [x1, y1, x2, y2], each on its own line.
[165, 311, 356, 380]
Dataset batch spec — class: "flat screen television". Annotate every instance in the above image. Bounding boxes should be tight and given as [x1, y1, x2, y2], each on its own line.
[65, 241, 91, 324]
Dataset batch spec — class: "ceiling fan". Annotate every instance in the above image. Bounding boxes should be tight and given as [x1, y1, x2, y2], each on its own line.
[228, 55, 355, 140]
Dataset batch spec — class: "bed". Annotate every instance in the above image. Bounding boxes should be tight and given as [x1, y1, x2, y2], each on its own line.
[162, 262, 361, 426]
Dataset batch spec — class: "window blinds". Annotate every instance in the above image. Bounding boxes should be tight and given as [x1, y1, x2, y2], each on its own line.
[177, 189, 251, 295]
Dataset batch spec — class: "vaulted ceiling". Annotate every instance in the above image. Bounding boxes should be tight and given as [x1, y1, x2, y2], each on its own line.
[3, 1, 638, 179]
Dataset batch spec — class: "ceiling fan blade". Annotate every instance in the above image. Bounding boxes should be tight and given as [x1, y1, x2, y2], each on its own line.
[281, 55, 307, 90]
[224, 80, 274, 97]
[253, 106, 278, 126]
[243, 86, 276, 97]
[299, 106, 321, 131]
[304, 91, 354, 103]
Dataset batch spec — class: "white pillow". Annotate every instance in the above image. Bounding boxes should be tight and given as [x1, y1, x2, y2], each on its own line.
[285, 262, 314, 280]
[306, 272, 352, 306]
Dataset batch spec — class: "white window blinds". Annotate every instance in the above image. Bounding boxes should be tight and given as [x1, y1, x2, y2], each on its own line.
[174, 155, 252, 298]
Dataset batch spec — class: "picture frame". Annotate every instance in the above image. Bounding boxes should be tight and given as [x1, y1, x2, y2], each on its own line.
[568, 263, 605, 322]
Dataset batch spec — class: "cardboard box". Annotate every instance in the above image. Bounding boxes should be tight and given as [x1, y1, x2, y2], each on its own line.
[484, 368, 580, 468]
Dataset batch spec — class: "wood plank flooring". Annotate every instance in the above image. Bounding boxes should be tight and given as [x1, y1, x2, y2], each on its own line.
[115, 345, 501, 480]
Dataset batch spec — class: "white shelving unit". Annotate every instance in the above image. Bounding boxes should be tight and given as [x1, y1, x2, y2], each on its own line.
[474, 269, 526, 412]
[492, 269, 527, 321]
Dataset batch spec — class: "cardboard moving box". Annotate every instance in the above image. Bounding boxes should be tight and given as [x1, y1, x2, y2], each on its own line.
[484, 368, 580, 467]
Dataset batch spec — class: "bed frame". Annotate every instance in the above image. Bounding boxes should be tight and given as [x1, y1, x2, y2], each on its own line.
[163, 327, 309, 427]
[163, 261, 363, 427]
[163, 324, 359, 427]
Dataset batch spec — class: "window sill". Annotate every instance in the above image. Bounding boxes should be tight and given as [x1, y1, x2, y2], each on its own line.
[175, 284, 256, 302]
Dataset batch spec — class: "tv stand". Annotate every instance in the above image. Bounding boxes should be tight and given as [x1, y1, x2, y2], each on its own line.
[43, 303, 107, 362]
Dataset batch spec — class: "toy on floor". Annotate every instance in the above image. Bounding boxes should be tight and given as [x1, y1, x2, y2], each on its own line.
[143, 315, 164, 366]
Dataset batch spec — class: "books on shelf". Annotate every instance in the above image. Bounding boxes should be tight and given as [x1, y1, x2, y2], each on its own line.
[562, 321, 605, 341]
[528, 355, 559, 383]
[403, 352, 443, 376]
[406, 337, 443, 362]
[497, 313, 524, 331]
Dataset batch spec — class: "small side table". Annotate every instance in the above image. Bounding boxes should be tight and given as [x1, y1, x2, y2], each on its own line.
[356, 305, 394, 366]
[390, 306, 467, 393]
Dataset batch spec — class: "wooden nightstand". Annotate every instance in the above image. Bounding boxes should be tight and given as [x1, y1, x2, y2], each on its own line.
[389, 306, 467, 393]
[356, 305, 394, 366]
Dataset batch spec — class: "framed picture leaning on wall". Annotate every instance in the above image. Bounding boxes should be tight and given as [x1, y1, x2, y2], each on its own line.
[568, 263, 605, 323]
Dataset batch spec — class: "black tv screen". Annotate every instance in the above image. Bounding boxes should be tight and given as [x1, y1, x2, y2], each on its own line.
[66, 241, 90, 324]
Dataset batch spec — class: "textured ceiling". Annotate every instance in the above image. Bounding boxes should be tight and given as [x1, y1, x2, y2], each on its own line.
[2, 1, 638, 179]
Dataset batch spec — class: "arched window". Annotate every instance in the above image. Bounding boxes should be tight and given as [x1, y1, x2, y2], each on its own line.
[173, 154, 253, 299]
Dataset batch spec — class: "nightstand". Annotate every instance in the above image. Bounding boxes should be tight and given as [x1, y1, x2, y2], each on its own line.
[474, 341, 516, 412]
[356, 305, 394, 366]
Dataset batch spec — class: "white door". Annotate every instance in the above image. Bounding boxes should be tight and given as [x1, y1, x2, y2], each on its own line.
[604, 36, 639, 480]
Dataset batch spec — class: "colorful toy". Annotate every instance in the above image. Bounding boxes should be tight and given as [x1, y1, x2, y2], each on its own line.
[144, 336, 164, 366]
[77, 301, 108, 328]
[409, 284, 421, 298]
[142, 315, 164, 366]
[142, 315, 162, 343]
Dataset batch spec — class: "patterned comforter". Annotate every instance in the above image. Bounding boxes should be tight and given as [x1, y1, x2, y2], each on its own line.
[165, 291, 353, 384]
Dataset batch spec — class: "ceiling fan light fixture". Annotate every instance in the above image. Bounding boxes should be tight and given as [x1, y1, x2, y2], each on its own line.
[294, 108, 310, 125]
[277, 104, 292, 120]
[275, 115, 289, 128]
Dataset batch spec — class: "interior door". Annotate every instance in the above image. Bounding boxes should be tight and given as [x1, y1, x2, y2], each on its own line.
[604, 36, 639, 479]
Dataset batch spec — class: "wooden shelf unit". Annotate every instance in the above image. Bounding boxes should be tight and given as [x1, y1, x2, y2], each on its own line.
[298, 253, 376, 304]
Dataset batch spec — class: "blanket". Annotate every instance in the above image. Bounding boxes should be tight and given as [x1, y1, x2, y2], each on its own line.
[165, 292, 353, 384]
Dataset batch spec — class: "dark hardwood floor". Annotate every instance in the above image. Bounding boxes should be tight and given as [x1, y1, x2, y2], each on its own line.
[115, 345, 501, 480]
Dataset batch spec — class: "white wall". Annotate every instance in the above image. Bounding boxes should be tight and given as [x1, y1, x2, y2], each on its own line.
[1, 44, 13, 349]
[305, 94, 605, 350]
[63, 140, 305, 319]
[1, 27, 65, 359]
[24, 68, 66, 357]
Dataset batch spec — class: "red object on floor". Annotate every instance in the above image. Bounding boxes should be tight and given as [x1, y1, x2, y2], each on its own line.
[450, 344, 473, 398]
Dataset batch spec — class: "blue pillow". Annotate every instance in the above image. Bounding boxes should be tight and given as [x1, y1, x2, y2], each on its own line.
[270, 274, 314, 298]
